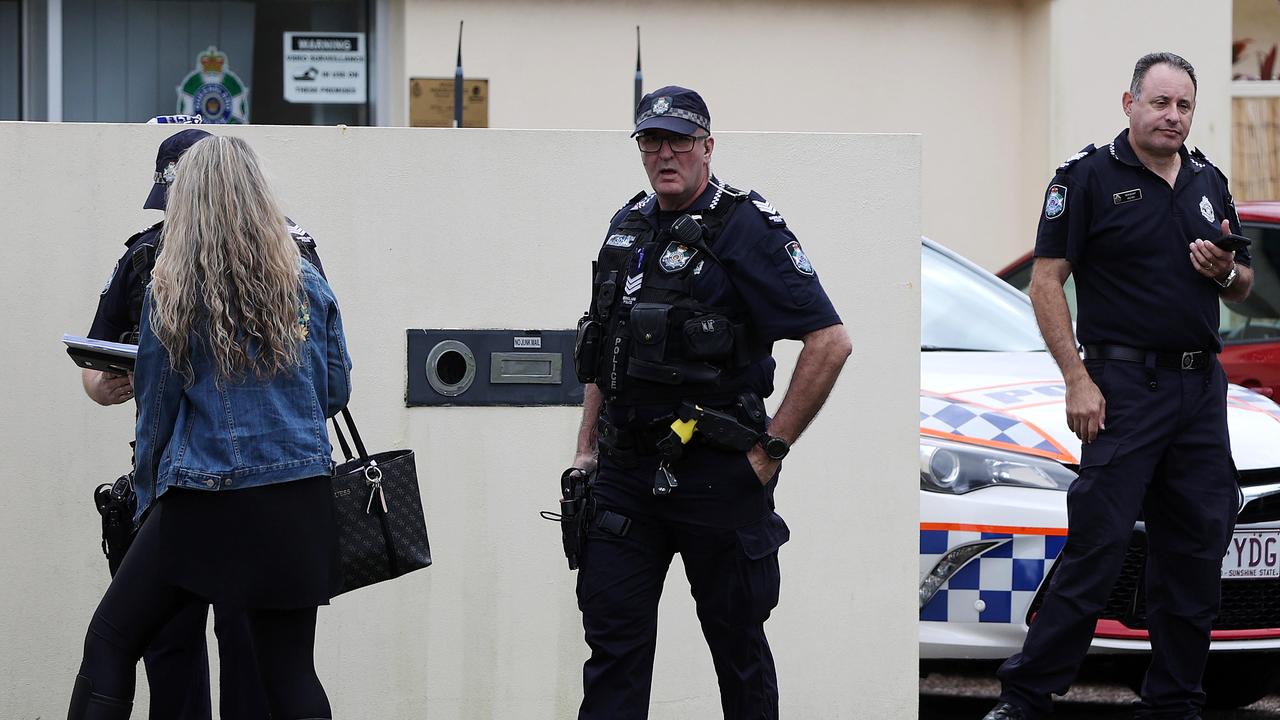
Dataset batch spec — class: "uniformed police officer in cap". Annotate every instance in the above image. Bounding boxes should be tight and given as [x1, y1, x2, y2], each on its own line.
[82, 122, 325, 719]
[984, 52, 1255, 720]
[569, 86, 851, 719]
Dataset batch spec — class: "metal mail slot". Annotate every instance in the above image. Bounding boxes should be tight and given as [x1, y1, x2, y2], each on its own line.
[490, 352, 562, 384]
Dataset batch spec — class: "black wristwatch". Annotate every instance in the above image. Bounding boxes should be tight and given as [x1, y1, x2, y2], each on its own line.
[759, 433, 790, 461]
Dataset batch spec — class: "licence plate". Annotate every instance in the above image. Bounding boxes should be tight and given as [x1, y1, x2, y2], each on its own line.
[1222, 531, 1280, 579]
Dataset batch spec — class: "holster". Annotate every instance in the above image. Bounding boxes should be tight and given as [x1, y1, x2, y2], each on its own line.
[93, 473, 138, 577]
[558, 468, 595, 570]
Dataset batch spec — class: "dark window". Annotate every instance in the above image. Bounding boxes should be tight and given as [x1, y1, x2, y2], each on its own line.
[1224, 224, 1280, 343]
[58, 0, 370, 125]
[1, 0, 19, 120]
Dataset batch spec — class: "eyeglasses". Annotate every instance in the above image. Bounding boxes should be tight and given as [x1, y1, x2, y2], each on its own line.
[636, 134, 707, 154]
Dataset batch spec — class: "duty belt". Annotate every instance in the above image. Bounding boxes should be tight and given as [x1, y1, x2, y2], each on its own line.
[1083, 344, 1213, 371]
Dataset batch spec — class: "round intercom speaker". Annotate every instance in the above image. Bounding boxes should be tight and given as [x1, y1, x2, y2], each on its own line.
[425, 340, 476, 397]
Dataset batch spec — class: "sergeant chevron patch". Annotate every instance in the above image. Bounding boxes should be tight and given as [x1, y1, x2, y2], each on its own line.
[753, 199, 785, 224]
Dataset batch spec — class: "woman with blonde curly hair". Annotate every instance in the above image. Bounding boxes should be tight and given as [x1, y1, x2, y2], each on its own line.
[68, 135, 351, 720]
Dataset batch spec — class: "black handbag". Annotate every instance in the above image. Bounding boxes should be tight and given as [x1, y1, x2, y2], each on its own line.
[329, 408, 432, 596]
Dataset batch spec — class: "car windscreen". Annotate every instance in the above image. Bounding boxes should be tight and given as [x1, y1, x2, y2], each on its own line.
[922, 243, 1046, 351]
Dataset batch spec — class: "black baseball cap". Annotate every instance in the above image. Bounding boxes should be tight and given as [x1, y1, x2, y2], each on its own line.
[144, 128, 213, 210]
[632, 86, 711, 137]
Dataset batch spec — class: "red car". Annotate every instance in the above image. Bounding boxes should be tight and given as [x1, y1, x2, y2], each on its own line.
[998, 200, 1280, 398]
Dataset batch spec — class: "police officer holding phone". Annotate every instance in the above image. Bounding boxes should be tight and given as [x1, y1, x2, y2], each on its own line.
[82, 122, 325, 720]
[985, 53, 1255, 720]
[569, 86, 851, 719]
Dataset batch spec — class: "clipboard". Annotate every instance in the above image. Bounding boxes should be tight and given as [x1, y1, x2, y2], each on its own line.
[63, 334, 137, 375]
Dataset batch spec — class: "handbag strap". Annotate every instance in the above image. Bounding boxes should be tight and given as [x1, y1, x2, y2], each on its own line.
[330, 407, 370, 462]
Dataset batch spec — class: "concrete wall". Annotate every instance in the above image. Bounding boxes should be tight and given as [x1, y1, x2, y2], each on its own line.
[389, 0, 1233, 272]
[0, 121, 920, 718]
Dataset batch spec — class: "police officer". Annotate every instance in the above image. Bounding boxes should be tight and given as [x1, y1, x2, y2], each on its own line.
[82, 124, 326, 720]
[569, 86, 851, 719]
[985, 53, 1255, 720]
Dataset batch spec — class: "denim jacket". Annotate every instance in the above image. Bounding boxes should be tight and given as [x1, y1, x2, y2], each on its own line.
[132, 260, 352, 520]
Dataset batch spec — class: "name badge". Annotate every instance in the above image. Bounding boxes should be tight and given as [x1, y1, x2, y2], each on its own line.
[1113, 189, 1142, 205]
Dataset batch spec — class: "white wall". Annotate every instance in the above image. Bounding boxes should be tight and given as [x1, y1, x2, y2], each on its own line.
[389, 0, 1235, 273]
[0, 121, 920, 718]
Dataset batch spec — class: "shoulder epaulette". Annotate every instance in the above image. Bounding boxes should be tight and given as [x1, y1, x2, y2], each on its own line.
[1190, 146, 1218, 175]
[1057, 144, 1097, 172]
[124, 220, 163, 248]
[286, 217, 316, 247]
[625, 191, 656, 213]
[748, 190, 786, 227]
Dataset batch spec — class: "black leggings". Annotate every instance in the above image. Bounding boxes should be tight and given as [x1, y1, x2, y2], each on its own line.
[77, 509, 331, 719]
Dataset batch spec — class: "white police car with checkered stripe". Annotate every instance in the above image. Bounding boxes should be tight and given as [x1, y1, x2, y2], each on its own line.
[919, 238, 1280, 709]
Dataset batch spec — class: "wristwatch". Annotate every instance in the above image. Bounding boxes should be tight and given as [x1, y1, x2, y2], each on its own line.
[759, 433, 790, 461]
[1216, 262, 1238, 289]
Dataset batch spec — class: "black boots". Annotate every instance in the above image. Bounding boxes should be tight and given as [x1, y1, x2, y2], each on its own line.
[67, 674, 132, 720]
[982, 701, 1028, 720]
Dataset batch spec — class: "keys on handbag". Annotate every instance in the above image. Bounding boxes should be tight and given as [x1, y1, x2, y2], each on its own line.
[364, 461, 389, 514]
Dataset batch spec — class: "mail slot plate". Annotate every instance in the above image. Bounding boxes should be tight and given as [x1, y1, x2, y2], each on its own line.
[490, 352, 561, 384]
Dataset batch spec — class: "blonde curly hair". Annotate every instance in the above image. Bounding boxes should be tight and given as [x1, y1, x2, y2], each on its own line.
[149, 135, 303, 382]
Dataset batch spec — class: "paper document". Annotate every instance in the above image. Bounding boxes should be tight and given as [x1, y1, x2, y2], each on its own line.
[63, 333, 138, 374]
[62, 334, 138, 359]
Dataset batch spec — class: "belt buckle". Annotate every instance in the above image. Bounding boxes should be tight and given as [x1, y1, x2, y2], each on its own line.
[1181, 351, 1196, 370]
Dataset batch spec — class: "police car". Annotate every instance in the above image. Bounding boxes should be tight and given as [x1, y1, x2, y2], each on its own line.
[919, 238, 1280, 708]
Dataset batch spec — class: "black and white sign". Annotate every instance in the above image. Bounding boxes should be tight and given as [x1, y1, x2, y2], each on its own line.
[283, 32, 366, 104]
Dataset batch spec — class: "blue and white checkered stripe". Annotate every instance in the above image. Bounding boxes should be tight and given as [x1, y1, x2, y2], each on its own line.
[920, 394, 1065, 459]
[920, 529, 1066, 624]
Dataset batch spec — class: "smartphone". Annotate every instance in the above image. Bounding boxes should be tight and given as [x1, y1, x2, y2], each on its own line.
[1212, 233, 1252, 253]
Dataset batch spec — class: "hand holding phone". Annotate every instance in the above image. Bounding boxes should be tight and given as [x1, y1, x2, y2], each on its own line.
[1212, 233, 1252, 253]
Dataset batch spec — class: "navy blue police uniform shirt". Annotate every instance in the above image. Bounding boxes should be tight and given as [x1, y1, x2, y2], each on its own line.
[601, 177, 841, 407]
[1034, 129, 1250, 353]
[88, 218, 326, 343]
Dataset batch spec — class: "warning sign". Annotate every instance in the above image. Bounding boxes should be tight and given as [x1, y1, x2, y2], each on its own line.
[283, 32, 367, 104]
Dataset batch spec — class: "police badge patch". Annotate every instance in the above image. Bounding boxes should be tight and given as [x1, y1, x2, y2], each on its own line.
[659, 242, 697, 272]
[101, 261, 119, 295]
[786, 241, 815, 276]
[1200, 196, 1216, 225]
[1045, 185, 1067, 220]
[653, 97, 672, 115]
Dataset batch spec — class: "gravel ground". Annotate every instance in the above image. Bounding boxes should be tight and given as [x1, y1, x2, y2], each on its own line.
[920, 666, 1280, 718]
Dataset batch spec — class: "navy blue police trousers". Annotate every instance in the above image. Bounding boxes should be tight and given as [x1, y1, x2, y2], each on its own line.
[576, 505, 790, 719]
[998, 358, 1238, 719]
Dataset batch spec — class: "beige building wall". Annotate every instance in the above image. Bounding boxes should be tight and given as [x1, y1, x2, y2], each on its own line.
[0, 121, 920, 718]
[389, 0, 1233, 271]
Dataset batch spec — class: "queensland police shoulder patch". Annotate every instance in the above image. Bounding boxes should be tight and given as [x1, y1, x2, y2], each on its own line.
[659, 242, 697, 272]
[785, 241, 814, 276]
[1044, 184, 1067, 220]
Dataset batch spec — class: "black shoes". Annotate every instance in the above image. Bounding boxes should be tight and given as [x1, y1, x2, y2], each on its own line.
[982, 701, 1028, 720]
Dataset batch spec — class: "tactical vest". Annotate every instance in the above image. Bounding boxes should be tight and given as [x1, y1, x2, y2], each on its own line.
[124, 219, 324, 334]
[574, 186, 765, 407]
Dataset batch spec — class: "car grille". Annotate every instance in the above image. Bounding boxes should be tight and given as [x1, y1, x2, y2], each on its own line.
[1238, 468, 1280, 524]
[1029, 528, 1280, 631]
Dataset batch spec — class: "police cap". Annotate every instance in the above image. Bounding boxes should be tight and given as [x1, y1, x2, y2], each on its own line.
[633, 86, 711, 137]
[143, 127, 213, 210]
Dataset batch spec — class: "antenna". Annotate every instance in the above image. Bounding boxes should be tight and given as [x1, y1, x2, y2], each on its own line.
[454, 21, 464, 128]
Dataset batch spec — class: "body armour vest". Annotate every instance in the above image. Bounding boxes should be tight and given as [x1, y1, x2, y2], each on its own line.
[574, 187, 765, 407]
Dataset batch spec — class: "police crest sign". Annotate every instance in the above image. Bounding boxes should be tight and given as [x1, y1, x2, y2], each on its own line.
[177, 47, 249, 124]
[1044, 184, 1067, 220]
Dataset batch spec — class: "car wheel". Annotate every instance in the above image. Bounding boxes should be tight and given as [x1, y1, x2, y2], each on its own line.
[1202, 654, 1277, 709]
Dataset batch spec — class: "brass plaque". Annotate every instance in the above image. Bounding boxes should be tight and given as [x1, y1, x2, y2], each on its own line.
[409, 77, 489, 127]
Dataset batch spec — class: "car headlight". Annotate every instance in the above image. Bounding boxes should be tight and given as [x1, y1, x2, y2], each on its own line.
[920, 436, 1076, 494]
